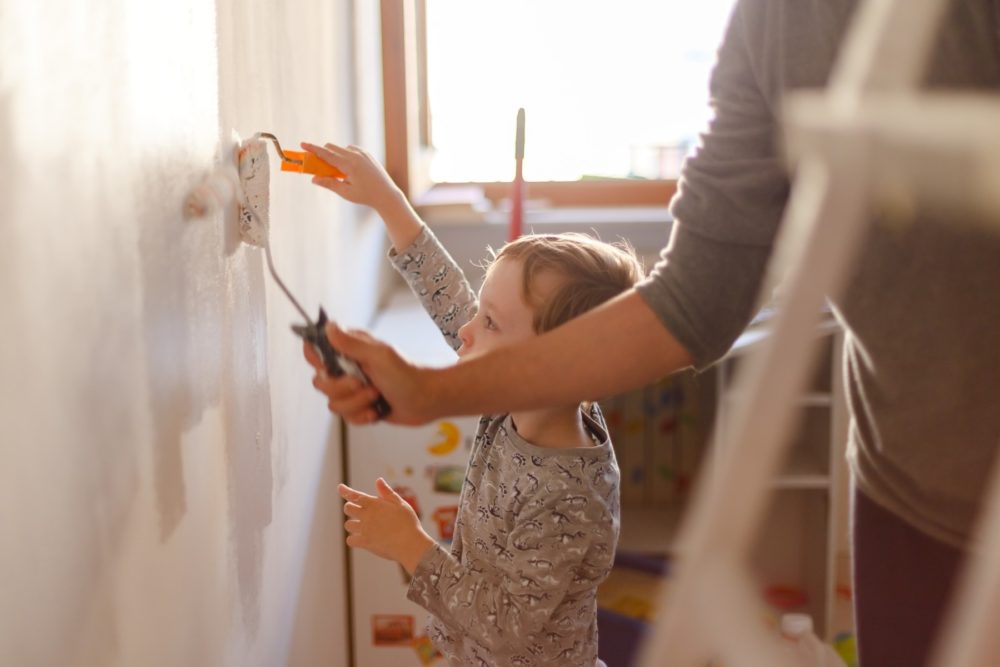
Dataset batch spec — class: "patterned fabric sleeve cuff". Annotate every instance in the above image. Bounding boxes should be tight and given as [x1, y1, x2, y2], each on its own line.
[406, 542, 449, 604]
[387, 225, 432, 264]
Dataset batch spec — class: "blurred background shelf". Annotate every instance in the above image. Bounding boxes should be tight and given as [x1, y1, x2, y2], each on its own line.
[713, 316, 851, 640]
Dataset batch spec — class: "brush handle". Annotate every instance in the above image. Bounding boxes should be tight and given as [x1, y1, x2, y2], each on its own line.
[280, 150, 347, 179]
[293, 308, 392, 420]
[509, 163, 524, 242]
[509, 108, 526, 241]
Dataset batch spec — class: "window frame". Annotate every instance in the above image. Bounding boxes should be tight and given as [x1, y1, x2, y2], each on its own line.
[379, 0, 678, 207]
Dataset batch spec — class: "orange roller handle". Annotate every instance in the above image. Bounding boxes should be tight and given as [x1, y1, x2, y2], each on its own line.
[280, 150, 346, 179]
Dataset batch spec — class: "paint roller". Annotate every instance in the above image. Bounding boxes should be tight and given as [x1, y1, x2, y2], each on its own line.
[185, 133, 391, 419]
[256, 132, 347, 180]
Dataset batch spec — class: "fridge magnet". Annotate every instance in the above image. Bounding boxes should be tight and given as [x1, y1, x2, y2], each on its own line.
[432, 505, 459, 542]
[413, 634, 443, 664]
[429, 465, 464, 494]
[426, 420, 460, 456]
[372, 614, 415, 647]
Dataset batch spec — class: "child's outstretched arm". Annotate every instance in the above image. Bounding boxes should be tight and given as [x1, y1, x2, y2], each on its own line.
[338, 479, 436, 573]
[302, 142, 424, 252]
[303, 142, 476, 351]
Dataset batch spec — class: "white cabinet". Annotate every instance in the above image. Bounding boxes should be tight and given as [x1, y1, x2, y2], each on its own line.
[713, 318, 850, 640]
[344, 291, 479, 667]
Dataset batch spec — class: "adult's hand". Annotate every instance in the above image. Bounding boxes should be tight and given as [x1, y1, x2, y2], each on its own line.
[303, 323, 440, 426]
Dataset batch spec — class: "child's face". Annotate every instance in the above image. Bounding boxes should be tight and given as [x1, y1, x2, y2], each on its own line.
[457, 257, 555, 361]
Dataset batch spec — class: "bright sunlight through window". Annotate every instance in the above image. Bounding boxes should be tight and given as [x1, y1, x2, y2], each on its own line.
[425, 0, 738, 183]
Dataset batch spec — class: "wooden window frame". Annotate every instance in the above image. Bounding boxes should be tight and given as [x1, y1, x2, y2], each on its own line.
[380, 0, 677, 208]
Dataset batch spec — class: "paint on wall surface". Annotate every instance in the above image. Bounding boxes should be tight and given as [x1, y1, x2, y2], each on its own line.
[0, 1, 381, 665]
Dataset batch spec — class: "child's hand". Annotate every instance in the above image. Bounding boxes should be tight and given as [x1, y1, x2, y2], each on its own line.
[302, 142, 403, 213]
[339, 478, 436, 574]
[302, 141, 425, 251]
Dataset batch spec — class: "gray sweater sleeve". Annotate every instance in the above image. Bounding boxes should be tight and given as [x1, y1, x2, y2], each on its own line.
[636, 0, 788, 370]
[389, 226, 478, 351]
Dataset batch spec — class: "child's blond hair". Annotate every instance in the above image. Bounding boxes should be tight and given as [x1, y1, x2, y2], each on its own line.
[486, 233, 644, 333]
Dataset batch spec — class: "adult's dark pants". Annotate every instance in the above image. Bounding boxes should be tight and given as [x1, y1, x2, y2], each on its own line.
[853, 487, 965, 667]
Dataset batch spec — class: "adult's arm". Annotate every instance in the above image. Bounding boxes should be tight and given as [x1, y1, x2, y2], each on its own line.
[434, 288, 692, 413]
[313, 0, 792, 424]
[317, 288, 691, 424]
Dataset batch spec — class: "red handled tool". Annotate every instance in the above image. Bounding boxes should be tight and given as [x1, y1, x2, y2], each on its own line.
[508, 108, 526, 241]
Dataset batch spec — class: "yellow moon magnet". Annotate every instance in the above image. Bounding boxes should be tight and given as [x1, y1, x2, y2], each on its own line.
[427, 421, 460, 456]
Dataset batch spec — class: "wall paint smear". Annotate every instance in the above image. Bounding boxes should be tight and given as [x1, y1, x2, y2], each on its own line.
[0, 1, 383, 665]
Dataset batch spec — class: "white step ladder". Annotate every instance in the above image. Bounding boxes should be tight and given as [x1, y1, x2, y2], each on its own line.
[638, 0, 1000, 664]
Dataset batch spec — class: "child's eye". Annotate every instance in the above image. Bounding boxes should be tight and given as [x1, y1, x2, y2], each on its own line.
[484, 315, 498, 331]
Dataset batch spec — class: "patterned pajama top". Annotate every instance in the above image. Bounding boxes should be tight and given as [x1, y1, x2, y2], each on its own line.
[390, 227, 620, 667]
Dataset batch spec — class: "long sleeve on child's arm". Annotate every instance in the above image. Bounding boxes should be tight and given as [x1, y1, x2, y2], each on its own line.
[389, 226, 477, 351]
[406, 491, 615, 654]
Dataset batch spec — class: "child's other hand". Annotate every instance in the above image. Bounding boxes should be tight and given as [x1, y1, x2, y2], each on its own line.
[338, 478, 436, 574]
[301, 142, 403, 213]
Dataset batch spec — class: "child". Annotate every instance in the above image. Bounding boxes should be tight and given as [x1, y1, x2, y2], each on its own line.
[302, 141, 642, 667]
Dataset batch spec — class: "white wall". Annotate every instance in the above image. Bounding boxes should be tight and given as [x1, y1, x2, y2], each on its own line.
[0, 1, 386, 665]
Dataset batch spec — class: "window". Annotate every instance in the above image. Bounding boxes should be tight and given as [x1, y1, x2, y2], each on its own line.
[381, 0, 737, 207]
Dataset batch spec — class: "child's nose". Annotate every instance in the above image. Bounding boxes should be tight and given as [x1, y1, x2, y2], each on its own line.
[457, 322, 473, 354]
